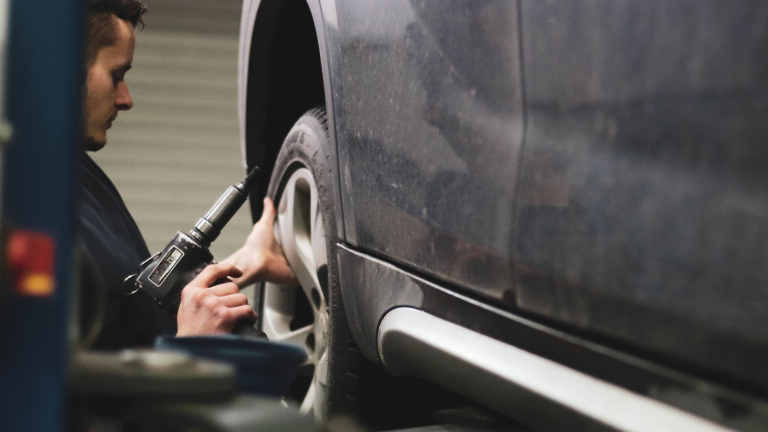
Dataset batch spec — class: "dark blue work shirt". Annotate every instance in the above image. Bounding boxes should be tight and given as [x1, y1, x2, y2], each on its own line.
[77, 151, 176, 349]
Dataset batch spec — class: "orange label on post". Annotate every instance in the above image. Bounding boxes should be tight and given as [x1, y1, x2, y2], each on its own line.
[18, 273, 55, 296]
[7, 230, 56, 297]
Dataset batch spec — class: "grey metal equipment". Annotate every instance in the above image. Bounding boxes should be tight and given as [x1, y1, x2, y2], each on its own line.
[377, 308, 735, 432]
[123, 395, 317, 432]
[70, 350, 318, 432]
[71, 349, 237, 398]
[123, 168, 262, 335]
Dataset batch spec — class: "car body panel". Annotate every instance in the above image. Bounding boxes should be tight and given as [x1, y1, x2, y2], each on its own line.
[239, 0, 346, 241]
[239, 0, 768, 409]
[515, 0, 768, 387]
[338, 244, 768, 431]
[331, 0, 524, 302]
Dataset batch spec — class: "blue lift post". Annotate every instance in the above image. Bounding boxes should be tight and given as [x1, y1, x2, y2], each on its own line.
[0, 0, 83, 430]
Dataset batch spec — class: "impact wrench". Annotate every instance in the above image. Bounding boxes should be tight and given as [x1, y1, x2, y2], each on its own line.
[123, 168, 265, 337]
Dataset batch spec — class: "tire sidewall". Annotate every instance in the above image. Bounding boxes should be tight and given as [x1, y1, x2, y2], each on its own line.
[262, 108, 350, 418]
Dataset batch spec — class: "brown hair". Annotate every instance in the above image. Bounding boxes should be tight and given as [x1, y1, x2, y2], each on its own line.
[85, 0, 148, 68]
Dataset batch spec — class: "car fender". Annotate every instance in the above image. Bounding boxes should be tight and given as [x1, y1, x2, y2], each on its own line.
[238, 0, 345, 242]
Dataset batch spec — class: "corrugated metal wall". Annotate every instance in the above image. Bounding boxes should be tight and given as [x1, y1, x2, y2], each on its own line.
[91, 0, 252, 261]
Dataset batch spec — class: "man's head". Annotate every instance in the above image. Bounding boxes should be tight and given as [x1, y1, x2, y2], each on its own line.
[83, 0, 147, 151]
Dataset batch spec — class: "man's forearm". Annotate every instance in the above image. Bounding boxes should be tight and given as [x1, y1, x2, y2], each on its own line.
[219, 198, 298, 289]
[221, 246, 263, 288]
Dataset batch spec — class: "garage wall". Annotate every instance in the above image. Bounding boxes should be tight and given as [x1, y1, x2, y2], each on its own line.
[91, 0, 253, 261]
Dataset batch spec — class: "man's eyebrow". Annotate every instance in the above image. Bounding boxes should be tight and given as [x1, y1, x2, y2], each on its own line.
[114, 63, 132, 73]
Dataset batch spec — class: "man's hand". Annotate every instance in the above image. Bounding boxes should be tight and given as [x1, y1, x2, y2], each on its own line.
[176, 263, 257, 336]
[223, 197, 299, 287]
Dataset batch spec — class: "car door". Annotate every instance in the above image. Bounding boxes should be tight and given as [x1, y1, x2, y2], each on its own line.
[332, 0, 524, 303]
[515, 0, 768, 387]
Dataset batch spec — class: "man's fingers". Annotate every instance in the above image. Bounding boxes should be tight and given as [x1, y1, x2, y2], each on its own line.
[219, 293, 249, 307]
[263, 260, 300, 286]
[230, 304, 258, 322]
[260, 197, 270, 219]
[208, 282, 240, 296]
[194, 263, 243, 287]
[261, 197, 276, 226]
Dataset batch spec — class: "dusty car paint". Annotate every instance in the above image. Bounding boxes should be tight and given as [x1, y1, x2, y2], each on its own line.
[328, 0, 768, 390]
[333, 0, 522, 302]
[240, 0, 768, 425]
[515, 0, 768, 388]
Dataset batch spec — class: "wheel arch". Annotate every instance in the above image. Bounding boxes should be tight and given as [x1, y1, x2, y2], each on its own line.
[238, 0, 340, 232]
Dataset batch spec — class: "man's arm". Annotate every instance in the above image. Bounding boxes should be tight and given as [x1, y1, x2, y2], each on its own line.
[175, 197, 297, 336]
[221, 197, 298, 288]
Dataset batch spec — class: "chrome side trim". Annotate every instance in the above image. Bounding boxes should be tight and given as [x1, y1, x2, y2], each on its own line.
[378, 308, 733, 432]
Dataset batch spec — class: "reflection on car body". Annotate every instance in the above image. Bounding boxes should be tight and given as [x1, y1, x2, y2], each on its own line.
[239, 0, 768, 429]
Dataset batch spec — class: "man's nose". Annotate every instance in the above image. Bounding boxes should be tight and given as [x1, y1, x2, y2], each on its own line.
[115, 81, 133, 111]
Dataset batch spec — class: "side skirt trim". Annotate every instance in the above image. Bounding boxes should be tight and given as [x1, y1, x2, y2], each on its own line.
[378, 307, 733, 432]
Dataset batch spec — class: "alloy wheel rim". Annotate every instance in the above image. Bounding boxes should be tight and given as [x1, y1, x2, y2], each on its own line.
[262, 167, 329, 420]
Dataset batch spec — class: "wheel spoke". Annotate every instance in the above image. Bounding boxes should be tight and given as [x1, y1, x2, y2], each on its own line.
[299, 380, 316, 414]
[316, 350, 328, 386]
[312, 213, 327, 268]
[292, 268, 323, 313]
[313, 351, 328, 422]
[267, 165, 332, 419]
[277, 170, 324, 312]
[260, 296, 295, 339]
[262, 282, 297, 317]
[273, 324, 314, 349]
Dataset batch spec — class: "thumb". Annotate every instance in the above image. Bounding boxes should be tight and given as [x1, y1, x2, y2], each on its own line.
[261, 197, 276, 225]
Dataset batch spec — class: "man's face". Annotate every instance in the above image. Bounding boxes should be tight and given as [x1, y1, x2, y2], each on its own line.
[83, 17, 135, 151]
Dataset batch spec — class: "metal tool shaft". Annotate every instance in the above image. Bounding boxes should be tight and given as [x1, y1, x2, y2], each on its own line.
[190, 167, 259, 246]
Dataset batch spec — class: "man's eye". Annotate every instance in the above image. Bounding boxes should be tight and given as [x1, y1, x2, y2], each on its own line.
[112, 73, 125, 86]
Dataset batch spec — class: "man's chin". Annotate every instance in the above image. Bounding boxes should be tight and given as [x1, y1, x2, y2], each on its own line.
[82, 135, 106, 152]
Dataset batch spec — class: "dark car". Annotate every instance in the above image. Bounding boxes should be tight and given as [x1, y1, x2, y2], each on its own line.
[237, 0, 768, 430]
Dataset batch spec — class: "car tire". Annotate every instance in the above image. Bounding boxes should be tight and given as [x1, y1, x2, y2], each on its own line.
[259, 107, 367, 422]
[260, 108, 464, 428]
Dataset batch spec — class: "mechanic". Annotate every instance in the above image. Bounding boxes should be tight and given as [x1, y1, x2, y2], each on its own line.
[79, 0, 296, 349]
